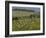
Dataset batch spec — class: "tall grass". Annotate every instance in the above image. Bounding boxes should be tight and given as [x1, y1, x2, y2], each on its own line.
[12, 11, 40, 31]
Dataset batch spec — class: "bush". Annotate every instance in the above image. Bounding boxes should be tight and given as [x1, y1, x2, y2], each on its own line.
[12, 17, 19, 20]
[30, 14, 35, 18]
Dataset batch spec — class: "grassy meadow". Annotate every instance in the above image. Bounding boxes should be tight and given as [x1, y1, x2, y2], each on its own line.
[12, 10, 40, 31]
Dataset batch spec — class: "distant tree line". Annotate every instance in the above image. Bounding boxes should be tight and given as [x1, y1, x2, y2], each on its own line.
[12, 9, 35, 12]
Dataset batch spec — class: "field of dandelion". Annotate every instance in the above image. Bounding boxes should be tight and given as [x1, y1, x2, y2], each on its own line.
[12, 10, 40, 31]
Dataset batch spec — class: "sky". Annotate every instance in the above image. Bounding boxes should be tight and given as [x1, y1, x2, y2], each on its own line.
[12, 7, 40, 12]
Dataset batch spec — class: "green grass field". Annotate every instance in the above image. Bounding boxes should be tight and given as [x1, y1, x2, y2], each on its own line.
[12, 11, 40, 31]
